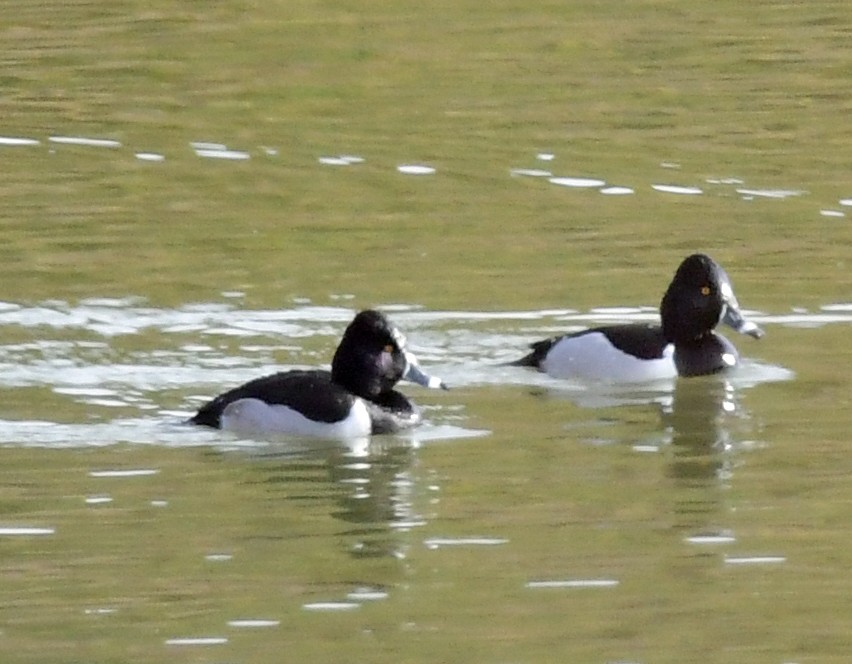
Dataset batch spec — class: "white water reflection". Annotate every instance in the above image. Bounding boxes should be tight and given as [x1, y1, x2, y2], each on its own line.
[424, 537, 509, 548]
[0, 136, 40, 146]
[510, 168, 552, 177]
[319, 155, 364, 166]
[736, 188, 803, 200]
[48, 136, 121, 148]
[190, 141, 250, 160]
[89, 469, 159, 477]
[397, 164, 435, 175]
[227, 619, 280, 628]
[684, 533, 736, 545]
[526, 579, 619, 589]
[347, 588, 389, 601]
[0, 526, 56, 536]
[724, 555, 786, 565]
[601, 185, 635, 195]
[549, 176, 605, 188]
[0, 299, 846, 449]
[135, 152, 165, 162]
[302, 602, 359, 611]
[165, 637, 228, 646]
[652, 184, 703, 195]
[2, 133, 847, 222]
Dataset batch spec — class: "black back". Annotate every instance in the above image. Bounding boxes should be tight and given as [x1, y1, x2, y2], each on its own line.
[598, 324, 669, 360]
[190, 370, 355, 426]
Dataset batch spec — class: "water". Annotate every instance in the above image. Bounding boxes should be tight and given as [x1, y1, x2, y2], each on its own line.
[1, 300, 848, 662]
[3, 1, 852, 662]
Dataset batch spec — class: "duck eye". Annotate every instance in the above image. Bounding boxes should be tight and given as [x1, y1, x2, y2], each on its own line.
[384, 344, 395, 353]
[700, 286, 711, 296]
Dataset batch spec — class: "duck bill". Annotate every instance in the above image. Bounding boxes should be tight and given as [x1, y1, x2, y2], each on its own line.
[403, 351, 448, 390]
[721, 304, 764, 339]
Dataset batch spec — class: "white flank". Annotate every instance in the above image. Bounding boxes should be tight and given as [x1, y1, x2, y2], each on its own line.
[541, 332, 677, 383]
[220, 397, 371, 438]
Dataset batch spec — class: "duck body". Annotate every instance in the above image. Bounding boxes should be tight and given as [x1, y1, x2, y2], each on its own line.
[513, 254, 764, 384]
[190, 310, 445, 437]
[519, 323, 676, 383]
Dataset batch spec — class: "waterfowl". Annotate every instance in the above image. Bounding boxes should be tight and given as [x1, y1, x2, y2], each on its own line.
[512, 254, 764, 383]
[190, 309, 446, 437]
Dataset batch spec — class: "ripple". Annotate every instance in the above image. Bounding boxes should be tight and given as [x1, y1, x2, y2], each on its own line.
[424, 537, 509, 548]
[724, 555, 786, 565]
[0, 136, 40, 146]
[397, 164, 435, 175]
[165, 637, 228, 646]
[194, 148, 250, 160]
[205, 553, 233, 562]
[685, 533, 736, 545]
[652, 184, 702, 195]
[135, 152, 165, 162]
[54, 387, 118, 397]
[227, 619, 280, 628]
[88, 469, 159, 478]
[302, 602, 360, 611]
[48, 136, 121, 148]
[510, 168, 552, 177]
[549, 176, 605, 188]
[736, 188, 803, 199]
[0, 526, 55, 536]
[526, 579, 619, 589]
[347, 588, 389, 601]
[0, 302, 836, 449]
[85, 495, 113, 505]
[319, 155, 364, 166]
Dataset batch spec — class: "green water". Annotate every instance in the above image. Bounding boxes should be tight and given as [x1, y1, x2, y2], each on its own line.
[2, 2, 852, 662]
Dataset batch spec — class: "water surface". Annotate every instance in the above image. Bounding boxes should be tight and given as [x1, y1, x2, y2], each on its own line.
[2, 1, 852, 662]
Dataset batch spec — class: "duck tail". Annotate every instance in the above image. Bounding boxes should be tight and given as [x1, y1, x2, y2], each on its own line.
[506, 338, 555, 368]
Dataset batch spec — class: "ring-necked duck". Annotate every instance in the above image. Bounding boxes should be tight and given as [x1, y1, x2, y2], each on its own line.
[190, 309, 446, 437]
[512, 254, 764, 383]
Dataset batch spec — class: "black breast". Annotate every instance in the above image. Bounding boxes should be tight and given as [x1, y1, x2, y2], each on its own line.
[364, 390, 420, 434]
[673, 333, 738, 377]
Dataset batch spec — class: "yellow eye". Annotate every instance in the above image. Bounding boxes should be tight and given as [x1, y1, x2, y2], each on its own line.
[700, 286, 711, 296]
[384, 344, 395, 353]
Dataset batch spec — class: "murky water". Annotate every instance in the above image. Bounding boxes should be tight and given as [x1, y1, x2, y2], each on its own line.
[3, 2, 852, 662]
[2, 298, 850, 661]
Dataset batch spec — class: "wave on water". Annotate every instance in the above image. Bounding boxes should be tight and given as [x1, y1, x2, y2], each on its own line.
[0, 300, 842, 448]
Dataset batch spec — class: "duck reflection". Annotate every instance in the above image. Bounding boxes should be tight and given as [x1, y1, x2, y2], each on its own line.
[536, 375, 750, 533]
[535, 373, 748, 483]
[327, 441, 420, 559]
[244, 436, 423, 560]
[664, 376, 739, 485]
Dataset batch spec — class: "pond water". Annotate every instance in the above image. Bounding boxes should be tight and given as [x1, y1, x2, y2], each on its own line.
[3, 2, 852, 663]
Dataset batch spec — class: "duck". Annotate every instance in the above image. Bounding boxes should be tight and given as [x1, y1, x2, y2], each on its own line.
[190, 309, 446, 437]
[512, 254, 764, 383]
